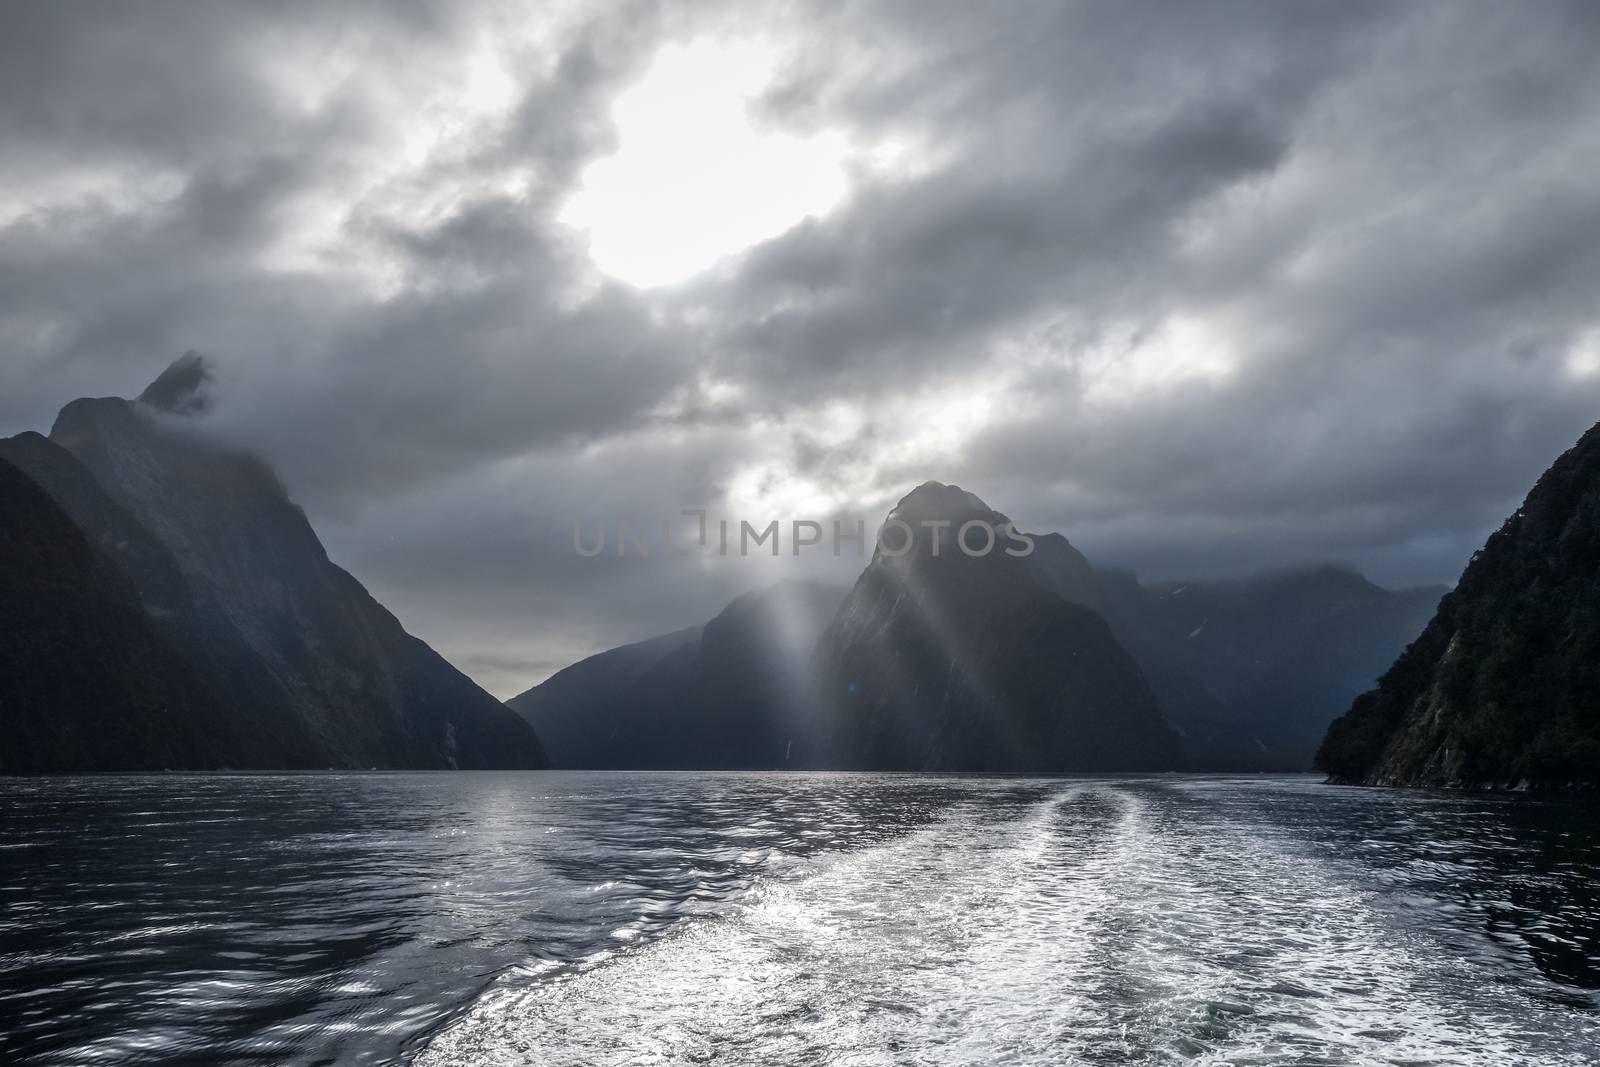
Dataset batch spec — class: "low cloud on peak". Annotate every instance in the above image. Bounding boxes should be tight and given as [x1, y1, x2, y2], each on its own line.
[3, 1, 1599, 695]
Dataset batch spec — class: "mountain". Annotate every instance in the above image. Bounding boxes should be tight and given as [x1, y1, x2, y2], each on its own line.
[520, 480, 1436, 772]
[1145, 568, 1443, 766]
[0, 429, 327, 769]
[1031, 536, 1444, 769]
[510, 580, 844, 768]
[1318, 421, 1600, 789]
[814, 482, 1187, 772]
[0, 455, 306, 771]
[509, 625, 700, 766]
[1, 355, 547, 770]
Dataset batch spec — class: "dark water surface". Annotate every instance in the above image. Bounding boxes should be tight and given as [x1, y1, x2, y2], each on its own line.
[1, 773, 1596, 1065]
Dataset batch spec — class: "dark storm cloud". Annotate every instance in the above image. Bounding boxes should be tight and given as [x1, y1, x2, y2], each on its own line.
[3, 0, 1599, 693]
[716, 94, 1292, 396]
[0, 0, 708, 501]
[702, 0, 1595, 401]
[0, 0, 436, 426]
[680, 0, 1600, 588]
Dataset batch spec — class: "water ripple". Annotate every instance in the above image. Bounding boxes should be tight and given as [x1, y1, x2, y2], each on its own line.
[1, 773, 1596, 1065]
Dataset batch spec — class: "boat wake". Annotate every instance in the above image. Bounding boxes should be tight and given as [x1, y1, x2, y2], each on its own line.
[418, 780, 1600, 1065]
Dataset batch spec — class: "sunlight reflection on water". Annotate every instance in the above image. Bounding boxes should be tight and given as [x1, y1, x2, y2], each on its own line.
[2, 773, 1597, 1065]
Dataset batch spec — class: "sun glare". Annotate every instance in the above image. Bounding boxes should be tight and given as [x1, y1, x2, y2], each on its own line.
[1567, 327, 1600, 379]
[1083, 314, 1237, 403]
[560, 40, 851, 288]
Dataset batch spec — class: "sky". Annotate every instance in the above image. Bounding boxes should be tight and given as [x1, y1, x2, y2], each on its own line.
[3, 1, 1600, 697]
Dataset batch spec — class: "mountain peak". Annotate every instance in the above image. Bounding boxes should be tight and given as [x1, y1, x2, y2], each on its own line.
[887, 481, 1006, 525]
[138, 352, 213, 416]
[1246, 563, 1378, 596]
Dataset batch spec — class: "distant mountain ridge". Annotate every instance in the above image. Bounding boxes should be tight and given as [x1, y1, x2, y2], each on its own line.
[1030, 536, 1444, 769]
[0, 356, 547, 771]
[516, 481, 1439, 771]
[1318, 419, 1600, 789]
[3, 355, 1455, 775]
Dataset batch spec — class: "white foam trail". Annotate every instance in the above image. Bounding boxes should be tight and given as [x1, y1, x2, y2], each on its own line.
[417, 782, 1600, 1066]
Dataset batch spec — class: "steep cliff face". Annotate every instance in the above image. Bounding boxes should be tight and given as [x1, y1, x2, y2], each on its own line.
[511, 581, 843, 768]
[1318, 421, 1600, 789]
[0, 456, 300, 771]
[1, 431, 323, 767]
[0, 431, 194, 618]
[15, 359, 547, 770]
[814, 483, 1186, 772]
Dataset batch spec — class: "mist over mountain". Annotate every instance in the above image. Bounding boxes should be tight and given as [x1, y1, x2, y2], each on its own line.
[1031, 535, 1444, 769]
[511, 580, 843, 768]
[6, 7, 1600, 1064]
[520, 480, 1438, 772]
[815, 483, 1186, 772]
[0, 354, 1521, 779]
[1319, 420, 1600, 789]
[1, 357, 547, 771]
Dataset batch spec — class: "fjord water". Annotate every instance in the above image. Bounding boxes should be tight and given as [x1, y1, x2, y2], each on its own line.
[2, 774, 1596, 1065]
